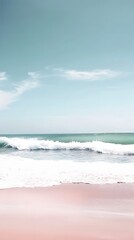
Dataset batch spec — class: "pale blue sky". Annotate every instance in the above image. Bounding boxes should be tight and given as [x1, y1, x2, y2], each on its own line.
[0, 0, 134, 133]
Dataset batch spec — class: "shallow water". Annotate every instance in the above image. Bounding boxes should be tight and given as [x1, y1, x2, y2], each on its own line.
[0, 133, 134, 188]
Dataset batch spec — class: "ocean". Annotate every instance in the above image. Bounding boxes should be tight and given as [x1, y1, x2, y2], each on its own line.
[0, 133, 134, 188]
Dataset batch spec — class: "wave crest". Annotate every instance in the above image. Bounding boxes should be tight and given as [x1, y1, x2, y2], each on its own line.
[0, 137, 134, 155]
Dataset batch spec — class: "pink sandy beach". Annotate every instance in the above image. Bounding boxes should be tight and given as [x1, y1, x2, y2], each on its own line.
[0, 183, 134, 240]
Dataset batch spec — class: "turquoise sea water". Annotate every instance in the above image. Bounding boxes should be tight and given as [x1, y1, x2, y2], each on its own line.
[0, 133, 134, 188]
[1, 133, 134, 144]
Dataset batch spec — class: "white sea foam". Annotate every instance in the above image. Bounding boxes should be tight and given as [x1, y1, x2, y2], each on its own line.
[0, 154, 134, 188]
[1, 137, 134, 155]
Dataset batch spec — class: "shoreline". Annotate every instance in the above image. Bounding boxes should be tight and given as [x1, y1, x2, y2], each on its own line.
[0, 181, 134, 190]
[0, 183, 134, 239]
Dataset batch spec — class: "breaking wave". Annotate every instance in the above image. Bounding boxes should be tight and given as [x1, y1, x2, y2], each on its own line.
[0, 137, 134, 155]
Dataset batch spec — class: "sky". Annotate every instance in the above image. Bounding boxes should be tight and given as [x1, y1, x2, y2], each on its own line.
[0, 0, 134, 134]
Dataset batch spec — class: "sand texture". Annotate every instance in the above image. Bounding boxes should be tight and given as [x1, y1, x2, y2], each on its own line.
[0, 184, 134, 240]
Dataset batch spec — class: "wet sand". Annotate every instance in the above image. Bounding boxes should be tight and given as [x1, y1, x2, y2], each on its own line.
[0, 183, 134, 240]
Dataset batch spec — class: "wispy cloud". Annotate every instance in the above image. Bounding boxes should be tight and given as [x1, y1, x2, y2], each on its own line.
[27, 71, 43, 80]
[0, 72, 7, 81]
[53, 68, 120, 81]
[0, 72, 40, 110]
